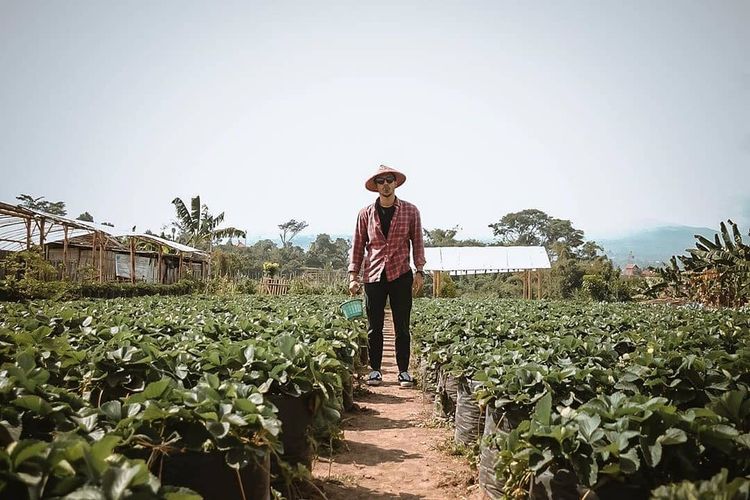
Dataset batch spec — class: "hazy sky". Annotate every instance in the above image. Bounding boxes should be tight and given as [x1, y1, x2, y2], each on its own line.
[1, 1, 748, 243]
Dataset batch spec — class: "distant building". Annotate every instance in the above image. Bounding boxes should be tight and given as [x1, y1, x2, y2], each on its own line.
[622, 263, 642, 278]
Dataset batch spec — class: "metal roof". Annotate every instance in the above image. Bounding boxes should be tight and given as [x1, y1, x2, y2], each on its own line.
[422, 246, 551, 274]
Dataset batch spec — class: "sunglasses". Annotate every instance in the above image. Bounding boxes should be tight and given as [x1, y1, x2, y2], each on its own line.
[374, 176, 396, 185]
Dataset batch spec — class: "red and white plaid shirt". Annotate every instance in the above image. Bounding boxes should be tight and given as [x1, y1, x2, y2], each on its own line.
[349, 197, 426, 283]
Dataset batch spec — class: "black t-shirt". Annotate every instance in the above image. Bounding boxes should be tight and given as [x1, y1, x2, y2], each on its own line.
[377, 202, 396, 238]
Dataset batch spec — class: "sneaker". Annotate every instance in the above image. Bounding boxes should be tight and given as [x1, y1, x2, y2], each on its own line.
[366, 370, 382, 386]
[398, 371, 415, 388]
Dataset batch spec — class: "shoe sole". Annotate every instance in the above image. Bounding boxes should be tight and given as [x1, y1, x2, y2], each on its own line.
[399, 381, 415, 388]
[366, 380, 382, 386]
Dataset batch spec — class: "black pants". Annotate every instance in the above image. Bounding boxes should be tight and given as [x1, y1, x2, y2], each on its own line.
[364, 270, 413, 373]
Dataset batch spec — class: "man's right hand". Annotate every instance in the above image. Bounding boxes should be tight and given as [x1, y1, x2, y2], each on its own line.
[349, 278, 361, 295]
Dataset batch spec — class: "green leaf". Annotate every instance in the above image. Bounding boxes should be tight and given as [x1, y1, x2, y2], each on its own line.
[73, 412, 99, 433]
[14, 395, 52, 415]
[577, 413, 601, 443]
[206, 421, 230, 439]
[534, 391, 552, 426]
[125, 403, 142, 418]
[648, 441, 662, 467]
[619, 447, 640, 474]
[11, 440, 48, 468]
[17, 351, 36, 372]
[162, 487, 203, 500]
[129, 378, 171, 402]
[243, 345, 255, 364]
[91, 435, 120, 464]
[658, 428, 687, 446]
[65, 485, 106, 499]
[222, 413, 248, 427]
[206, 373, 220, 390]
[102, 463, 141, 500]
[259, 416, 281, 437]
[0, 419, 22, 444]
[257, 379, 273, 393]
[100, 401, 122, 420]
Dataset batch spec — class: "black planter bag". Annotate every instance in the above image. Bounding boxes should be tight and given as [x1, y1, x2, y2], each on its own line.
[435, 367, 459, 419]
[161, 449, 271, 500]
[454, 378, 486, 445]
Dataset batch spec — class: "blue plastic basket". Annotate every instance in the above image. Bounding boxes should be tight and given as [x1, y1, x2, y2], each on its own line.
[340, 298, 364, 320]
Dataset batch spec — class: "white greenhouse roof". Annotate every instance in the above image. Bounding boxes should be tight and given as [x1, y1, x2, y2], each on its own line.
[0, 201, 206, 258]
[422, 246, 551, 275]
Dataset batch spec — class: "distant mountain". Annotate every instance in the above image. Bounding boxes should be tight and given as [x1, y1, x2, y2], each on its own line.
[597, 225, 718, 268]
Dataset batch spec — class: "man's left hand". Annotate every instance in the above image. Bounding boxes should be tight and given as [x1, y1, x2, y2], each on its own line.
[413, 272, 424, 296]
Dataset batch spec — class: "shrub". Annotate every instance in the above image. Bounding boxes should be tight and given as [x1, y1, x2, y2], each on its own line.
[581, 274, 609, 301]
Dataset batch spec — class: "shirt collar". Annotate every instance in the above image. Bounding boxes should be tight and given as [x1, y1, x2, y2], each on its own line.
[374, 196, 400, 208]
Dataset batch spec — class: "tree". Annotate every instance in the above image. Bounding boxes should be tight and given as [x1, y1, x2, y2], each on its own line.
[488, 209, 584, 257]
[16, 194, 67, 216]
[577, 241, 604, 260]
[305, 234, 350, 269]
[424, 226, 487, 247]
[548, 247, 585, 298]
[76, 212, 94, 222]
[278, 219, 308, 248]
[424, 226, 460, 247]
[171, 195, 246, 250]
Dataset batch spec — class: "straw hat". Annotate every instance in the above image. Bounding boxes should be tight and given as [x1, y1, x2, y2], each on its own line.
[365, 165, 407, 192]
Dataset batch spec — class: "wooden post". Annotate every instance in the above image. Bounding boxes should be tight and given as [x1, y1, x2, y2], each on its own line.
[98, 234, 104, 283]
[528, 270, 532, 299]
[157, 247, 163, 284]
[178, 253, 183, 281]
[25, 218, 32, 250]
[129, 238, 136, 284]
[537, 269, 542, 299]
[39, 218, 45, 247]
[91, 232, 96, 279]
[63, 225, 69, 278]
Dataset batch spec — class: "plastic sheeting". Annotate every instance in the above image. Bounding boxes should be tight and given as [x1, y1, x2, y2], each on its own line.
[434, 368, 459, 420]
[454, 378, 485, 445]
[479, 407, 528, 498]
[422, 246, 551, 276]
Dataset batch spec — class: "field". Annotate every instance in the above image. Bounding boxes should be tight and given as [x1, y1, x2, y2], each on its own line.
[1, 295, 749, 499]
[413, 299, 750, 498]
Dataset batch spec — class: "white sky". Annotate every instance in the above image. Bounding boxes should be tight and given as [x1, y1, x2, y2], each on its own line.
[1, 1, 749, 242]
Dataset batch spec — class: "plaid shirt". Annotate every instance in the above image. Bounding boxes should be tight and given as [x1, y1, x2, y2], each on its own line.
[349, 197, 426, 283]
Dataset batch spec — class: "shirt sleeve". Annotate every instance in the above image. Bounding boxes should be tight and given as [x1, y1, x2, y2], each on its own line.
[411, 206, 426, 270]
[348, 209, 368, 274]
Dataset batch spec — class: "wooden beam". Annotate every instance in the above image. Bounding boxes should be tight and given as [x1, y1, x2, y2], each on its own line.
[25, 218, 31, 250]
[157, 246, 163, 284]
[39, 218, 45, 247]
[130, 238, 136, 284]
[63, 225, 69, 278]
[98, 233, 104, 283]
[537, 269, 542, 299]
[528, 270, 532, 299]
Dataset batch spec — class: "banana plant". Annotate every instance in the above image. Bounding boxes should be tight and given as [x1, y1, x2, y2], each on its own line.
[654, 220, 749, 307]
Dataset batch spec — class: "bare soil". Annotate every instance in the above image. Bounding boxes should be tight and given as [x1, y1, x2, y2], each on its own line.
[310, 312, 484, 500]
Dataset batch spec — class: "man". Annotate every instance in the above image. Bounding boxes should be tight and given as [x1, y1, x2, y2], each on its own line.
[348, 165, 426, 388]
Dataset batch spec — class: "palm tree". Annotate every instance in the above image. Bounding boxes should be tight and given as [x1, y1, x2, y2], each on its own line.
[171, 196, 246, 249]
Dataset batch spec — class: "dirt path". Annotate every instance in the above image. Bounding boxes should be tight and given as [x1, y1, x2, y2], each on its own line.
[312, 311, 483, 500]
